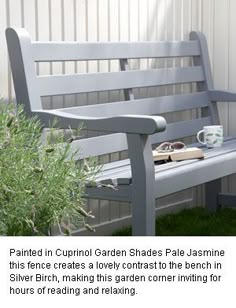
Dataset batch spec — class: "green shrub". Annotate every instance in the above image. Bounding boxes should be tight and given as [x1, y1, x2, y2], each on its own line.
[0, 103, 98, 236]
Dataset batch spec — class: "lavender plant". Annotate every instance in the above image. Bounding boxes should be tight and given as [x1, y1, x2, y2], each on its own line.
[0, 103, 98, 235]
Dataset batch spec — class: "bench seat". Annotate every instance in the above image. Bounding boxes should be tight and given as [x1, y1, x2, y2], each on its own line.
[88, 138, 236, 200]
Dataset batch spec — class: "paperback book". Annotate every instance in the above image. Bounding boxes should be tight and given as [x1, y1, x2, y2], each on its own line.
[152, 147, 204, 162]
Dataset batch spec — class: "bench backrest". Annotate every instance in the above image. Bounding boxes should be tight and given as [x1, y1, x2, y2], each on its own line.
[6, 28, 220, 158]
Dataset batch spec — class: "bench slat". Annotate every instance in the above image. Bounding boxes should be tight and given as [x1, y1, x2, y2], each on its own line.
[88, 137, 236, 183]
[71, 117, 211, 159]
[86, 139, 236, 201]
[37, 66, 204, 96]
[71, 133, 127, 159]
[31, 41, 200, 62]
[92, 138, 236, 186]
[155, 143, 236, 198]
[60, 92, 209, 117]
[152, 117, 211, 144]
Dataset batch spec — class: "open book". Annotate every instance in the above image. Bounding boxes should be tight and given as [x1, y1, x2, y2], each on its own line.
[152, 147, 204, 162]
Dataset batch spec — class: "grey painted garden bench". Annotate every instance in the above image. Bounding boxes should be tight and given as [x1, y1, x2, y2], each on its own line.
[6, 27, 236, 236]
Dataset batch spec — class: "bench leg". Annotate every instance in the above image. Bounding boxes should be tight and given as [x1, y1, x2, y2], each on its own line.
[131, 184, 156, 236]
[127, 134, 156, 236]
[205, 179, 221, 212]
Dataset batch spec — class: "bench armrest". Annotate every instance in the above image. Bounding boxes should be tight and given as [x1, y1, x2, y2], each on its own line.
[209, 90, 236, 102]
[32, 110, 167, 135]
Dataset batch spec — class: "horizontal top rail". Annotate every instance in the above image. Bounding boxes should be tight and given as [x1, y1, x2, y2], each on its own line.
[31, 40, 200, 61]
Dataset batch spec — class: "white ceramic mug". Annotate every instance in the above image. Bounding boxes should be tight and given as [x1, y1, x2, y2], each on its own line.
[197, 125, 223, 148]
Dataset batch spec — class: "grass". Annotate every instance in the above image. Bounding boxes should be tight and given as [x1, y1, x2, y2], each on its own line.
[112, 207, 236, 236]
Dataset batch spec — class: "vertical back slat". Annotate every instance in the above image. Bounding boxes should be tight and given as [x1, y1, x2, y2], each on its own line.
[120, 59, 134, 100]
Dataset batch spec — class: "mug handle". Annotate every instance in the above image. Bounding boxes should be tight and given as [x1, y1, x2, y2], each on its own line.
[197, 130, 206, 145]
